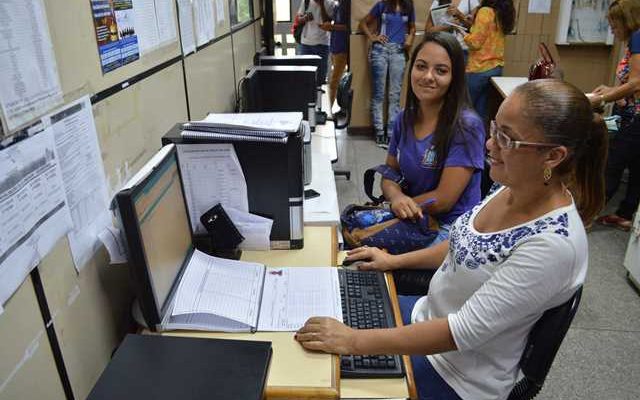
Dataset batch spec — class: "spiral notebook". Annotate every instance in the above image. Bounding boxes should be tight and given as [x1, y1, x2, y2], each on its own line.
[181, 112, 303, 143]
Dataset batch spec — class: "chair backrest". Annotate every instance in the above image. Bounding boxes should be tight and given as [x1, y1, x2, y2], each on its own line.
[519, 286, 583, 386]
[335, 72, 353, 130]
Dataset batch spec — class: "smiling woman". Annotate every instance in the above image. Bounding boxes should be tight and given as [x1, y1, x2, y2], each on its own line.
[296, 79, 608, 400]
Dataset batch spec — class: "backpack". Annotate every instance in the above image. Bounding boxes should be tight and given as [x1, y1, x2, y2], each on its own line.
[292, 0, 310, 43]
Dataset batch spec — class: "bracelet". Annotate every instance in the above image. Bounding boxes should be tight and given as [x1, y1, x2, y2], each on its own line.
[599, 94, 606, 108]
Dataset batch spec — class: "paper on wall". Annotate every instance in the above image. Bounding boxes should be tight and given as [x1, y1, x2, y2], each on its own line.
[528, 0, 551, 14]
[132, 0, 160, 54]
[0, 0, 63, 132]
[215, 0, 225, 24]
[45, 96, 111, 271]
[178, 0, 196, 54]
[0, 129, 73, 308]
[155, 0, 178, 45]
[194, 0, 215, 46]
[176, 143, 249, 234]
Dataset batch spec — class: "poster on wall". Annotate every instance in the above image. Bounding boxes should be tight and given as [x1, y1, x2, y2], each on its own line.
[90, 0, 140, 74]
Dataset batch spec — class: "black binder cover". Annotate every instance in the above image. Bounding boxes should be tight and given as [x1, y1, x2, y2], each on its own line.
[87, 334, 272, 400]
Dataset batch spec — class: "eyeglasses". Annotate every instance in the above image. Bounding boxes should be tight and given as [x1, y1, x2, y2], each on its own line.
[490, 121, 561, 150]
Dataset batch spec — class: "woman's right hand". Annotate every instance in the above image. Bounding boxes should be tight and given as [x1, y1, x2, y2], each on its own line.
[390, 194, 423, 220]
[345, 246, 398, 271]
[370, 34, 389, 44]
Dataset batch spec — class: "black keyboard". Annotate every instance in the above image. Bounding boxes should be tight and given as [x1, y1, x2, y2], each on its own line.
[338, 269, 404, 378]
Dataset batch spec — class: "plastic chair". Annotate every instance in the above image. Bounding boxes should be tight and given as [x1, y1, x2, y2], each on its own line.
[333, 72, 353, 180]
[508, 286, 583, 400]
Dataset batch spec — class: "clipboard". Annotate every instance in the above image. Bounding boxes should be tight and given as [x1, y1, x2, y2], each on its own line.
[430, 4, 451, 27]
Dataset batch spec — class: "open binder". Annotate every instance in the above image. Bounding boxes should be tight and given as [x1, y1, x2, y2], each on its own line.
[115, 144, 340, 331]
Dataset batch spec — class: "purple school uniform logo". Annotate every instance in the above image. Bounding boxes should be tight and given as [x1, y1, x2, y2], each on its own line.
[421, 145, 438, 168]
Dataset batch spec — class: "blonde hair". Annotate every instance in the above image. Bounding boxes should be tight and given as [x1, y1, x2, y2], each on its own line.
[609, 0, 640, 40]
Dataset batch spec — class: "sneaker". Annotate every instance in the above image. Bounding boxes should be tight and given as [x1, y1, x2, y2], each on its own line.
[375, 135, 388, 149]
[596, 214, 632, 231]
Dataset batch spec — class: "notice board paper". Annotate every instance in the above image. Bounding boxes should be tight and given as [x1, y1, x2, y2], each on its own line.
[90, 0, 140, 74]
[0, 0, 63, 132]
[0, 129, 73, 308]
[46, 96, 111, 271]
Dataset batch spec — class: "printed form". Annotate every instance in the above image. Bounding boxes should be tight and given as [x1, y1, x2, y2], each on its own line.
[48, 96, 111, 271]
[0, 0, 63, 131]
[258, 267, 342, 331]
[176, 143, 249, 234]
[0, 129, 73, 307]
[172, 249, 264, 327]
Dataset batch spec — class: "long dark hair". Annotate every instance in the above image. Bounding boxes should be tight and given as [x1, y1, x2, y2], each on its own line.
[480, 0, 515, 34]
[608, 0, 640, 41]
[513, 80, 608, 224]
[382, 0, 413, 15]
[402, 32, 471, 169]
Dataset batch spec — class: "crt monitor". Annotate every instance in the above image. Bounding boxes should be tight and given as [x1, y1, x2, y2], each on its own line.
[115, 144, 193, 329]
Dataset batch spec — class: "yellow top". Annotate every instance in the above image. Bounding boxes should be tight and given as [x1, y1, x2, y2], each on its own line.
[464, 7, 505, 73]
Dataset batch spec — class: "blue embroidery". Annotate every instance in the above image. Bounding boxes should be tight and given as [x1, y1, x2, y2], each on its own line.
[447, 208, 570, 272]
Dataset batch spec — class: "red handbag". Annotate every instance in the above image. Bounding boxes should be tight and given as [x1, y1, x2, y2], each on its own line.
[529, 43, 556, 80]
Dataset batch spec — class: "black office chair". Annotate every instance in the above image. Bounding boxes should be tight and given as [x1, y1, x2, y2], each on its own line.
[508, 285, 583, 400]
[333, 72, 353, 180]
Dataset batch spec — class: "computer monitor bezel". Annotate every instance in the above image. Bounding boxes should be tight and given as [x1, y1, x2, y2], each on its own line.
[115, 145, 194, 330]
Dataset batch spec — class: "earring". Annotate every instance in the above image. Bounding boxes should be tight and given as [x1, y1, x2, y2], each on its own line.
[543, 167, 552, 185]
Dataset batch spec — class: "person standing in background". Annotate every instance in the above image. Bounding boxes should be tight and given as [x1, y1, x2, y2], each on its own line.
[587, 0, 640, 231]
[425, 0, 479, 64]
[297, 0, 334, 85]
[320, 0, 350, 111]
[462, 0, 514, 121]
[360, 0, 416, 147]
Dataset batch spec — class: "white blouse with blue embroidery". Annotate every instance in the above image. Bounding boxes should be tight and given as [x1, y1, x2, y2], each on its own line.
[411, 186, 588, 400]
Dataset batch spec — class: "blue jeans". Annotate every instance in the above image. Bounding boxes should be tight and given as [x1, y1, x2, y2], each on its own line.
[297, 43, 330, 84]
[398, 296, 463, 400]
[369, 42, 406, 137]
[467, 66, 503, 121]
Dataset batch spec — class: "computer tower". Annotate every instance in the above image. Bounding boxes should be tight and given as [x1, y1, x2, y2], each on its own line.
[162, 122, 304, 250]
[258, 55, 322, 86]
[241, 66, 317, 121]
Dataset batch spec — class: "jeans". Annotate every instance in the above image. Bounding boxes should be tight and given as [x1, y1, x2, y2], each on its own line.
[605, 116, 640, 220]
[369, 42, 406, 138]
[398, 296, 463, 400]
[297, 43, 330, 84]
[467, 66, 503, 121]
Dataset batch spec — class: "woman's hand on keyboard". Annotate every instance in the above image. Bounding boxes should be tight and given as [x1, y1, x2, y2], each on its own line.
[295, 317, 357, 354]
[346, 246, 397, 271]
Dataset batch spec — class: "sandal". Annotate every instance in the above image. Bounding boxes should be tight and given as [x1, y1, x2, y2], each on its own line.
[596, 214, 632, 231]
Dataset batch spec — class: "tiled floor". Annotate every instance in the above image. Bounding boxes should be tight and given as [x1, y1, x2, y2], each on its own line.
[331, 129, 640, 399]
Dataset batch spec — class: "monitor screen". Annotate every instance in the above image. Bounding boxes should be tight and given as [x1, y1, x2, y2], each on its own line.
[132, 151, 192, 314]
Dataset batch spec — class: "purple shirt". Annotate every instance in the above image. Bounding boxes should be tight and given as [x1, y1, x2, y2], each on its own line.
[330, 0, 348, 54]
[388, 110, 486, 224]
[369, 1, 415, 45]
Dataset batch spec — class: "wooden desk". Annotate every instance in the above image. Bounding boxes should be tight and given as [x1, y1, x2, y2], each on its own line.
[160, 227, 413, 399]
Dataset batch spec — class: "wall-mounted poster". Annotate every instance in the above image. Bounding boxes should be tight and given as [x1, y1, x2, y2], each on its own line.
[90, 0, 140, 73]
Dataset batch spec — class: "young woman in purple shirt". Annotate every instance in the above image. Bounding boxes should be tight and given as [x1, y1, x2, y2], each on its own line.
[380, 32, 486, 292]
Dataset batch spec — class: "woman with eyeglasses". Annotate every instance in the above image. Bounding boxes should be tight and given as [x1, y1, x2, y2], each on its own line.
[296, 79, 607, 399]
